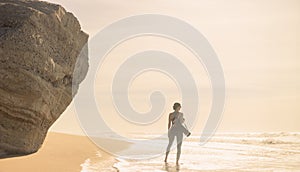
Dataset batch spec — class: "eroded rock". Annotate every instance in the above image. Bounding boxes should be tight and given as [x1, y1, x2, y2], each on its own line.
[0, 0, 88, 158]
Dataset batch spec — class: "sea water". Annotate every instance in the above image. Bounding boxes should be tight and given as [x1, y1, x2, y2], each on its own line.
[82, 132, 300, 171]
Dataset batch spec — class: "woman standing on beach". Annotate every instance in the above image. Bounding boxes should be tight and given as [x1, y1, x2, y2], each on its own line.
[164, 102, 191, 165]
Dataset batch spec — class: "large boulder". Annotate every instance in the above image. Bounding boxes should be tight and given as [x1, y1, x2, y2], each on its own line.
[0, 0, 88, 158]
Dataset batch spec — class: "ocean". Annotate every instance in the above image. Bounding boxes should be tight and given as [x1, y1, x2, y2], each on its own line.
[81, 132, 300, 172]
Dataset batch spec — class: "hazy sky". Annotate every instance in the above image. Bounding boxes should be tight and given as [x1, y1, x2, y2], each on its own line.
[47, 0, 300, 135]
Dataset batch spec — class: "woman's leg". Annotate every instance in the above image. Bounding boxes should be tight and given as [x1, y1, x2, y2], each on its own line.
[176, 132, 183, 165]
[164, 131, 175, 162]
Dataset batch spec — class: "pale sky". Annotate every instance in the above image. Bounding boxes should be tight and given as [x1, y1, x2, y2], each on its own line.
[47, 0, 300, 135]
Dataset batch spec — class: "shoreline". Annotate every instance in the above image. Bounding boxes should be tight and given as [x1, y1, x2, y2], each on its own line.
[0, 132, 130, 172]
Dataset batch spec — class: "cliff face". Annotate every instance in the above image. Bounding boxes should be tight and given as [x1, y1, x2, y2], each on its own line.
[0, 0, 88, 158]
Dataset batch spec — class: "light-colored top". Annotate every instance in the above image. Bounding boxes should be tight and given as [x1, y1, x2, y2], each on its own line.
[171, 111, 185, 127]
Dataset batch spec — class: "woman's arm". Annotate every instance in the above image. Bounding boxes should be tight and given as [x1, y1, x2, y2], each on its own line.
[168, 113, 172, 130]
[179, 113, 185, 123]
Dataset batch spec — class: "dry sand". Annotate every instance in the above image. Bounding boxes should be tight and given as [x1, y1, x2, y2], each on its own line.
[0, 132, 130, 172]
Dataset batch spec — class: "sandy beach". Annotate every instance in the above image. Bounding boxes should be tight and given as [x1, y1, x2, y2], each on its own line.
[1, 131, 300, 171]
[0, 132, 127, 172]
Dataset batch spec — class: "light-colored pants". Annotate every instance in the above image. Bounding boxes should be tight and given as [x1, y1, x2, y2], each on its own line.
[166, 124, 190, 160]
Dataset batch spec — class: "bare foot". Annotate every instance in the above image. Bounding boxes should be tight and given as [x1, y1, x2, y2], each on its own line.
[176, 164, 180, 170]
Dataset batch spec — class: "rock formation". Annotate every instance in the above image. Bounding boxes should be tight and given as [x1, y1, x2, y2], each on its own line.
[0, 0, 88, 158]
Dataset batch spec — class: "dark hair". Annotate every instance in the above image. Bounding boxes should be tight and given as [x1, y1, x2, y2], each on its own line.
[173, 102, 181, 110]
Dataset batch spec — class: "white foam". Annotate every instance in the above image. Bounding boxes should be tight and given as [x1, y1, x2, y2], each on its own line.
[81, 132, 300, 171]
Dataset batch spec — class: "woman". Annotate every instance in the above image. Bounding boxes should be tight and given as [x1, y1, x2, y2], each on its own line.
[164, 102, 191, 165]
